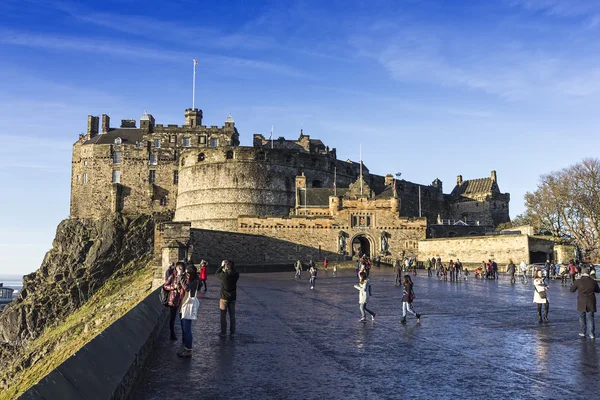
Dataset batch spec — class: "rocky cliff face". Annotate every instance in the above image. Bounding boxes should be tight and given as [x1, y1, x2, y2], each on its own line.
[0, 214, 155, 345]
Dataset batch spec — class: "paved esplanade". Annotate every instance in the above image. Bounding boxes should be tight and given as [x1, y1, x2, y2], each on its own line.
[132, 270, 599, 400]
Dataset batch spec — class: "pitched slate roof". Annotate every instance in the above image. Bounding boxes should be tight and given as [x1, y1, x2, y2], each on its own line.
[450, 178, 498, 197]
[84, 128, 144, 145]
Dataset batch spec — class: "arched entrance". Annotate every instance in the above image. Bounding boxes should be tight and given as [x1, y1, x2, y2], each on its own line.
[352, 234, 372, 257]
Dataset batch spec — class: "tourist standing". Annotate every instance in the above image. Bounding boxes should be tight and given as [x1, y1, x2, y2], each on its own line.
[198, 260, 208, 292]
[455, 259, 463, 280]
[401, 275, 421, 324]
[323, 257, 328, 271]
[506, 260, 516, 284]
[533, 270, 549, 323]
[544, 259, 552, 279]
[333, 263, 337, 278]
[393, 260, 401, 286]
[570, 266, 600, 339]
[464, 268, 469, 281]
[217, 260, 240, 338]
[309, 263, 318, 289]
[426, 257, 433, 277]
[354, 271, 376, 322]
[163, 261, 185, 341]
[178, 265, 200, 357]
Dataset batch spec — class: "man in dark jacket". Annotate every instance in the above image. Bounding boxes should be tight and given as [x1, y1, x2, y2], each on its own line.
[216, 260, 240, 337]
[570, 266, 600, 339]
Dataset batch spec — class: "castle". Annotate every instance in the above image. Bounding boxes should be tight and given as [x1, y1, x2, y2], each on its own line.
[70, 108, 511, 266]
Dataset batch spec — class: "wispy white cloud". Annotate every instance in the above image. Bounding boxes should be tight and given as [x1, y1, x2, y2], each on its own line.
[0, 30, 310, 79]
[507, 0, 600, 28]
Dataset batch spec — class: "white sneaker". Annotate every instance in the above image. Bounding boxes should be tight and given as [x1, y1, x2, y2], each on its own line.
[311, 286, 314, 290]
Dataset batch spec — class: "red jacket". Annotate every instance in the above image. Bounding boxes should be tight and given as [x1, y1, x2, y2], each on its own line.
[199, 265, 208, 280]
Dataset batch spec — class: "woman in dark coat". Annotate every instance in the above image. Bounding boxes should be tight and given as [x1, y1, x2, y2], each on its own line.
[570, 267, 600, 339]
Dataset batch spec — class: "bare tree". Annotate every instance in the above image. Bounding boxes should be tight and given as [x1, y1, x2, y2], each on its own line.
[523, 158, 600, 262]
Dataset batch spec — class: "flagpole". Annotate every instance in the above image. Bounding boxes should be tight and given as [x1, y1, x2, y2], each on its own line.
[360, 144, 363, 196]
[192, 59, 197, 109]
[334, 166, 337, 196]
[271, 125, 274, 149]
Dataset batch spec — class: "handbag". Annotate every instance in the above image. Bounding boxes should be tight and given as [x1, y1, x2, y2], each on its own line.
[535, 286, 547, 299]
[181, 287, 200, 320]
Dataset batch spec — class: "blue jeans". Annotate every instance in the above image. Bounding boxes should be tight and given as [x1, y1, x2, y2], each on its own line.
[182, 318, 193, 349]
[360, 303, 375, 319]
[579, 312, 596, 337]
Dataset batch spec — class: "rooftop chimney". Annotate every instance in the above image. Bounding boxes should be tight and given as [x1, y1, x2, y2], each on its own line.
[87, 115, 99, 137]
[101, 114, 110, 133]
[491, 170, 497, 182]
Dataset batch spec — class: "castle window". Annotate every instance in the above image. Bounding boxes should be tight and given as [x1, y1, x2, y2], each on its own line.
[82, 173, 88, 184]
[200, 135, 207, 144]
[154, 139, 161, 148]
[76, 175, 80, 183]
[84, 161, 88, 167]
[209, 138, 219, 147]
[173, 170, 179, 185]
[150, 154, 157, 165]
[226, 150, 234, 159]
[183, 138, 191, 147]
[113, 151, 122, 164]
[148, 170, 156, 184]
[114, 137, 122, 146]
[169, 135, 176, 143]
[112, 170, 121, 184]
[160, 197, 168, 206]
[198, 153, 205, 162]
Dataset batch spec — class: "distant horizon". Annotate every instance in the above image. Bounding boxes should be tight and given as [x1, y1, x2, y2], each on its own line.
[2, 0, 599, 275]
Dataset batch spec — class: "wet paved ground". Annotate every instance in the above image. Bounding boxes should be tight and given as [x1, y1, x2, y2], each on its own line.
[131, 269, 600, 400]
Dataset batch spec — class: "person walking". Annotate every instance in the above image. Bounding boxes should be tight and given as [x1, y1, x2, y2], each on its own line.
[163, 261, 185, 341]
[568, 261, 578, 284]
[463, 268, 469, 281]
[332, 263, 337, 278]
[449, 260, 456, 282]
[295, 260, 302, 280]
[198, 260, 208, 292]
[309, 263, 318, 290]
[393, 260, 401, 286]
[354, 271, 376, 322]
[217, 260, 240, 338]
[533, 270, 549, 323]
[570, 266, 600, 339]
[544, 259, 552, 280]
[178, 265, 200, 357]
[455, 259, 463, 280]
[323, 257, 328, 271]
[519, 260, 528, 283]
[401, 275, 421, 324]
[506, 260, 516, 284]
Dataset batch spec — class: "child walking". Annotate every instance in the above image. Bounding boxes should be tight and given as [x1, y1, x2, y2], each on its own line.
[354, 271, 376, 322]
[401, 275, 421, 324]
[464, 268, 469, 281]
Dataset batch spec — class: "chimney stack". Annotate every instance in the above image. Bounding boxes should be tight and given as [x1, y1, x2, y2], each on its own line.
[87, 115, 99, 137]
[491, 170, 497, 183]
[457, 175, 463, 185]
[101, 114, 110, 133]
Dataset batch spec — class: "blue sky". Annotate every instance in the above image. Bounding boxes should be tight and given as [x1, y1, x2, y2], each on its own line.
[1, 0, 600, 276]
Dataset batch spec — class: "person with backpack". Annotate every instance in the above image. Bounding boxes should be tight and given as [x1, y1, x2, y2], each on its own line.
[309, 263, 318, 290]
[217, 260, 240, 338]
[163, 261, 186, 341]
[178, 265, 200, 357]
[198, 260, 208, 292]
[401, 275, 420, 324]
[354, 271, 375, 322]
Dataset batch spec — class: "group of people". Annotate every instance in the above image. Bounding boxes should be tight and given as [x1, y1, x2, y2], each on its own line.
[162, 259, 239, 358]
[295, 259, 322, 288]
[424, 257, 468, 282]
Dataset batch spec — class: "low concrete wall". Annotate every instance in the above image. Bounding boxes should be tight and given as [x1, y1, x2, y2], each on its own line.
[19, 288, 167, 400]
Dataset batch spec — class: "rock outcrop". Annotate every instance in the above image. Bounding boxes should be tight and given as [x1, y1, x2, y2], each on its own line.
[0, 214, 155, 345]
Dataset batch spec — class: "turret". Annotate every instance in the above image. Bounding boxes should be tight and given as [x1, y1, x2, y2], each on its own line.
[225, 113, 235, 129]
[140, 111, 155, 133]
[185, 108, 203, 127]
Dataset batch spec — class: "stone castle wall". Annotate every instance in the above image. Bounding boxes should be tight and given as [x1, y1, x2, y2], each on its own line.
[174, 147, 373, 231]
[448, 197, 510, 227]
[418, 234, 554, 265]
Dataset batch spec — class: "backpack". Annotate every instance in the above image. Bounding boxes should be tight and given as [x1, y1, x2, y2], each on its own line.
[159, 287, 170, 307]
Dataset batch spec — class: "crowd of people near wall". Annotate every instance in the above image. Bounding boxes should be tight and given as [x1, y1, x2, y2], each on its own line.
[161, 253, 599, 359]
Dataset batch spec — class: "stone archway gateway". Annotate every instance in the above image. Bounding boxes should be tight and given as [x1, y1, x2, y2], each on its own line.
[352, 234, 373, 257]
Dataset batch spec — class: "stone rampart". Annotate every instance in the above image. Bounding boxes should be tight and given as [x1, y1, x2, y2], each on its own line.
[19, 288, 167, 400]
